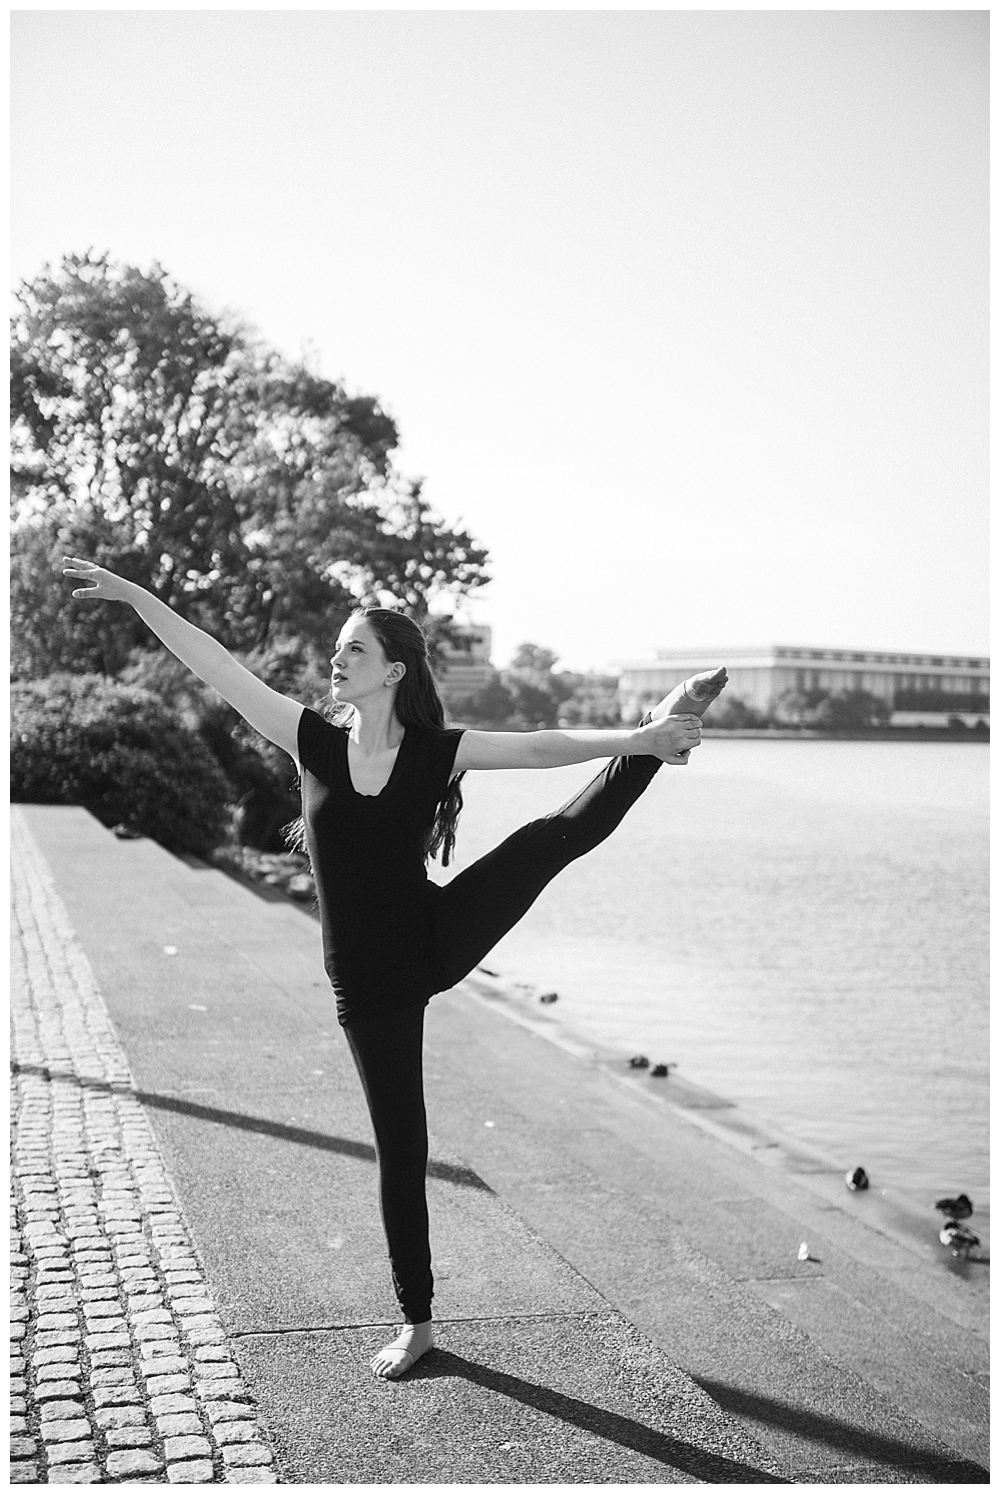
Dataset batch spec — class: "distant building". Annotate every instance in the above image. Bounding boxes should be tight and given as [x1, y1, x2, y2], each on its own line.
[434, 624, 494, 707]
[617, 645, 990, 727]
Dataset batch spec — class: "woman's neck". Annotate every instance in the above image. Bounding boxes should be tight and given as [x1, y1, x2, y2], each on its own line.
[349, 696, 404, 753]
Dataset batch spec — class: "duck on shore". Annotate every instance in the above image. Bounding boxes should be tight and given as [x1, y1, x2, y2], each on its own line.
[935, 1193, 973, 1220]
[938, 1220, 980, 1258]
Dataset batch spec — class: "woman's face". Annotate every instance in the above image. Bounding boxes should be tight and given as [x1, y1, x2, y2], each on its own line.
[330, 617, 401, 704]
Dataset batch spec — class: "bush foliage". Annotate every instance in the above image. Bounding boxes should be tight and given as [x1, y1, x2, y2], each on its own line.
[11, 674, 234, 858]
[773, 687, 892, 729]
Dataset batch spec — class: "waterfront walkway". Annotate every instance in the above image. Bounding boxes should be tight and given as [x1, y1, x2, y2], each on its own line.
[10, 805, 989, 1483]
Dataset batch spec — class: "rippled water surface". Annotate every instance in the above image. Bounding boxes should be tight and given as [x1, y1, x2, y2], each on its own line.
[432, 740, 988, 1203]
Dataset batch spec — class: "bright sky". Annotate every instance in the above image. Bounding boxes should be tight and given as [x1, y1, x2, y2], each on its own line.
[11, 8, 988, 671]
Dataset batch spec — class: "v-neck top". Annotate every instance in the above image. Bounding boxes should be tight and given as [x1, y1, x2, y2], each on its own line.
[297, 707, 464, 1020]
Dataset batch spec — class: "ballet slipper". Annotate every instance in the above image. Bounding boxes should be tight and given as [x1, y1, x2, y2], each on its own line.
[658, 666, 729, 720]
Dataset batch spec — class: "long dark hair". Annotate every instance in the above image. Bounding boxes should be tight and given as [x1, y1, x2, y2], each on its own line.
[284, 607, 465, 865]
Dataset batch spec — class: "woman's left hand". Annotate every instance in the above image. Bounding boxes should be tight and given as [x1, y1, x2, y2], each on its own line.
[639, 713, 702, 764]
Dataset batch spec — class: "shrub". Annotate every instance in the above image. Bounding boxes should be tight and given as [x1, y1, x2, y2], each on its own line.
[448, 675, 517, 727]
[894, 688, 989, 714]
[557, 678, 622, 729]
[812, 689, 892, 729]
[119, 644, 315, 852]
[700, 695, 769, 730]
[11, 674, 234, 858]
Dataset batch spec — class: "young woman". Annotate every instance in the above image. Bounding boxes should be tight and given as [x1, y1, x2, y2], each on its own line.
[63, 558, 727, 1379]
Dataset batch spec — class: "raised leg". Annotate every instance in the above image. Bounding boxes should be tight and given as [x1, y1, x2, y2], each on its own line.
[430, 741, 661, 993]
[342, 1006, 436, 1378]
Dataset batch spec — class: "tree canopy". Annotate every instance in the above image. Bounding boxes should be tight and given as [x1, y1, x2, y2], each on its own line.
[11, 252, 490, 679]
[446, 641, 621, 730]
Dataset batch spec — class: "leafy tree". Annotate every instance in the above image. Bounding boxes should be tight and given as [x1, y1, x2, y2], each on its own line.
[555, 674, 622, 728]
[11, 252, 489, 679]
[622, 690, 661, 726]
[893, 687, 989, 714]
[447, 673, 517, 727]
[506, 642, 561, 678]
[774, 687, 891, 730]
[701, 695, 769, 730]
[773, 688, 828, 727]
[812, 690, 892, 729]
[501, 642, 575, 728]
[450, 649, 625, 730]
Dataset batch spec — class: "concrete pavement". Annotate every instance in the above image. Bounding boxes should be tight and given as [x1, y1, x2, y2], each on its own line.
[10, 805, 989, 1483]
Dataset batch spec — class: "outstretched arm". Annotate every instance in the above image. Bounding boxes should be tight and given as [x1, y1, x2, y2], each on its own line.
[62, 558, 304, 760]
[453, 716, 701, 772]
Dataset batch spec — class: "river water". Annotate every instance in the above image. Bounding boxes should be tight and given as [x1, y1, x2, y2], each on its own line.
[431, 739, 988, 1206]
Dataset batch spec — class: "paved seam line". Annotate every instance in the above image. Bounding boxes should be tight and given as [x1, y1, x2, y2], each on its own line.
[228, 1308, 619, 1338]
[10, 810, 278, 1486]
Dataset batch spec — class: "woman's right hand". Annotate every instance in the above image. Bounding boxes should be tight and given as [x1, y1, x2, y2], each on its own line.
[62, 557, 135, 604]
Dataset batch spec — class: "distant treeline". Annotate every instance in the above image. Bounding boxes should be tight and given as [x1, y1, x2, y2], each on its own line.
[892, 688, 989, 714]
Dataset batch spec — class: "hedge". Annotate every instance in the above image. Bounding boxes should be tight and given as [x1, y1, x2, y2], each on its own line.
[11, 673, 233, 859]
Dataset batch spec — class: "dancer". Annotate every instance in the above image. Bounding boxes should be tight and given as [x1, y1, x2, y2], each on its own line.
[63, 558, 726, 1379]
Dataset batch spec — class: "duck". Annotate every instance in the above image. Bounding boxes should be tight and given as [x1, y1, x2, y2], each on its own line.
[651, 1063, 676, 1078]
[845, 1167, 870, 1191]
[934, 1194, 973, 1220]
[938, 1221, 980, 1258]
[538, 991, 559, 1004]
[629, 1055, 650, 1069]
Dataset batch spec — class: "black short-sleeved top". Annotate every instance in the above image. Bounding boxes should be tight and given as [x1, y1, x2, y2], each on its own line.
[296, 707, 464, 1023]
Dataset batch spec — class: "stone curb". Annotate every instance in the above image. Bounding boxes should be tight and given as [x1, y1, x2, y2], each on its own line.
[10, 813, 278, 1485]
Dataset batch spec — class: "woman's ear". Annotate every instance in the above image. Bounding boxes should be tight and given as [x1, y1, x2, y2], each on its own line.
[386, 661, 406, 686]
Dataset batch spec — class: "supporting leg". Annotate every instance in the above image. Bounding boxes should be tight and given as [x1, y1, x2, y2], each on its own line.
[342, 1006, 436, 1377]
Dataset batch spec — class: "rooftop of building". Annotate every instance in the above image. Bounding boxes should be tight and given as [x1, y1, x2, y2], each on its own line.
[616, 645, 989, 669]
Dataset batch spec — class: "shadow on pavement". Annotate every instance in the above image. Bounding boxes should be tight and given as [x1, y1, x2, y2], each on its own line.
[416, 1349, 787, 1484]
[10, 1061, 490, 1192]
[694, 1376, 989, 1483]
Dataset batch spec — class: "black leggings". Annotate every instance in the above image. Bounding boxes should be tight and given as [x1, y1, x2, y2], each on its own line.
[342, 745, 662, 1324]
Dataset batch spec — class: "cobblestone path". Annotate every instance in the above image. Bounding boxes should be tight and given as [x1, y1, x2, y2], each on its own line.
[10, 811, 278, 1484]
